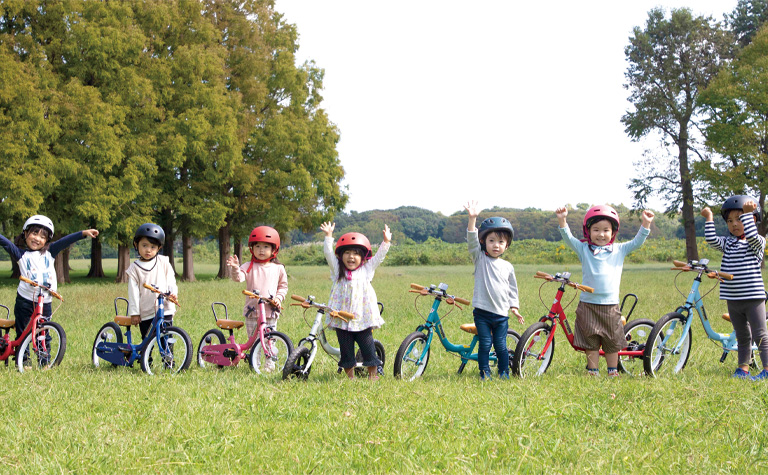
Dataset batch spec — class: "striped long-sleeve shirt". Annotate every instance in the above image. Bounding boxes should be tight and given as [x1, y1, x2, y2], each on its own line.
[705, 215, 766, 300]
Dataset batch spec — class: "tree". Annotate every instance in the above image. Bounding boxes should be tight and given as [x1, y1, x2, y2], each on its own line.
[727, 0, 768, 48]
[697, 25, 768, 236]
[622, 7, 732, 260]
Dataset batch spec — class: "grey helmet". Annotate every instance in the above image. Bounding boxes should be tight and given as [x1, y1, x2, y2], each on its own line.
[721, 195, 762, 223]
[478, 217, 514, 250]
[133, 223, 165, 248]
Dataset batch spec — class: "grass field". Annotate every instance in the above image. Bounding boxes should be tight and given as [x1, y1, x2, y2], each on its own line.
[0, 260, 766, 474]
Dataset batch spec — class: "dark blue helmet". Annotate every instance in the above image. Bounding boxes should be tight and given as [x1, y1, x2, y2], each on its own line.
[133, 223, 165, 248]
[721, 195, 761, 223]
[478, 217, 514, 250]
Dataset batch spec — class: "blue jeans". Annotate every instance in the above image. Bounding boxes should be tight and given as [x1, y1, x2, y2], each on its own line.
[473, 308, 509, 376]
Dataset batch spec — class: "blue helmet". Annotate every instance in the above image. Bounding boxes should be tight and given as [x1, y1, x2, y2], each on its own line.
[478, 217, 514, 250]
[721, 195, 761, 223]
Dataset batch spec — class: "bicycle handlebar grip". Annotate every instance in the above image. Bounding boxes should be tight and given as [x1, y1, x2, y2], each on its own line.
[578, 285, 595, 293]
[338, 311, 355, 319]
[410, 283, 424, 290]
[672, 260, 688, 268]
[142, 283, 158, 292]
[50, 290, 64, 301]
[534, 271, 552, 280]
[291, 294, 306, 302]
[19, 275, 36, 286]
[714, 271, 734, 280]
[242, 289, 258, 298]
[454, 297, 470, 305]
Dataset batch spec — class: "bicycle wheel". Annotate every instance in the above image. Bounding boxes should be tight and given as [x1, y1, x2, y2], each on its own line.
[283, 346, 312, 380]
[617, 318, 654, 376]
[511, 322, 554, 378]
[196, 329, 226, 369]
[140, 326, 192, 375]
[643, 312, 692, 377]
[393, 331, 430, 381]
[354, 339, 387, 377]
[16, 321, 66, 373]
[92, 322, 123, 368]
[249, 331, 293, 375]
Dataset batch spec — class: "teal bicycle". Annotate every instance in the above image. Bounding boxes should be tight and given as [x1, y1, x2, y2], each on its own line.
[393, 283, 520, 381]
[643, 259, 740, 376]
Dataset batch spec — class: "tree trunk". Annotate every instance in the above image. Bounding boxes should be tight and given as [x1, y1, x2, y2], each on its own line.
[217, 219, 231, 279]
[86, 235, 105, 278]
[161, 208, 177, 276]
[679, 135, 699, 261]
[234, 238, 243, 263]
[55, 247, 71, 284]
[115, 244, 131, 283]
[10, 259, 20, 279]
[182, 233, 195, 282]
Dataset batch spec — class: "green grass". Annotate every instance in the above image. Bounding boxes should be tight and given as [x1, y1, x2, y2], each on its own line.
[0, 261, 766, 474]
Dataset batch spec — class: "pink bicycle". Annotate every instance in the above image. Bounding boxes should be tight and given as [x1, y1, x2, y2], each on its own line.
[197, 289, 294, 375]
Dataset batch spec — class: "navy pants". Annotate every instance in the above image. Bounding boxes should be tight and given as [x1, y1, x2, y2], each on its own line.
[473, 307, 510, 376]
[335, 327, 381, 369]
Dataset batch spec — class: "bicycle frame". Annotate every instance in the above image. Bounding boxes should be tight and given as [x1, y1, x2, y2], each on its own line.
[293, 308, 341, 372]
[0, 278, 62, 363]
[95, 293, 174, 366]
[199, 295, 278, 367]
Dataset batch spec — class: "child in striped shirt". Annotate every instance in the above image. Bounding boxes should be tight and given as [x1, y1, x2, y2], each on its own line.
[702, 195, 768, 380]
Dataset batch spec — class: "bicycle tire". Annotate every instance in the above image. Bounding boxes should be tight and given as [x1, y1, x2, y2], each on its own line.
[643, 312, 692, 377]
[393, 331, 430, 381]
[618, 318, 654, 376]
[512, 322, 554, 378]
[92, 322, 123, 368]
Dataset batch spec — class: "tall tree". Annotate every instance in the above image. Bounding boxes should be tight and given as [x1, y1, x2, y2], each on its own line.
[697, 24, 768, 236]
[622, 7, 732, 260]
[727, 0, 768, 48]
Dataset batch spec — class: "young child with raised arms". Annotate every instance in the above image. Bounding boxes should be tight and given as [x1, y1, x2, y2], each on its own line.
[0, 215, 98, 341]
[702, 195, 768, 380]
[226, 226, 288, 342]
[126, 223, 177, 337]
[465, 201, 524, 381]
[556, 205, 654, 377]
[321, 221, 391, 380]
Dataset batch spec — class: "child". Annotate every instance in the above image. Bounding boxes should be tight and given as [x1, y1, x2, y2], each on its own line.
[125, 223, 177, 338]
[226, 226, 288, 340]
[556, 205, 654, 377]
[0, 215, 98, 341]
[464, 201, 524, 381]
[321, 221, 391, 380]
[702, 195, 768, 380]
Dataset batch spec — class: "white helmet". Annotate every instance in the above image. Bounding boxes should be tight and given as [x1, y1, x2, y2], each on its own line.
[23, 215, 54, 236]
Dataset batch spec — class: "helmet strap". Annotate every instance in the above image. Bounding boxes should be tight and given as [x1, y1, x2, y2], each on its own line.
[246, 255, 272, 273]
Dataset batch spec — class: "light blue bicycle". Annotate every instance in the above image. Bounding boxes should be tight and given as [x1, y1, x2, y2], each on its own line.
[642, 259, 752, 377]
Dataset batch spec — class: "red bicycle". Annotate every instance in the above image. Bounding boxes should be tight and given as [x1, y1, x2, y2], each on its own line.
[0, 276, 66, 372]
[511, 271, 654, 377]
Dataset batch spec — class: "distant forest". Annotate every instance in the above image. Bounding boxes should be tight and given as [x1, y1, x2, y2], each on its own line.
[288, 204, 730, 245]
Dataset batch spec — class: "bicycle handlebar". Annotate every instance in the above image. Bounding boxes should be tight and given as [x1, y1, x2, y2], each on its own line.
[19, 276, 63, 301]
[670, 260, 733, 281]
[533, 271, 594, 293]
[242, 289, 281, 309]
[290, 294, 355, 322]
[408, 283, 469, 306]
[142, 283, 181, 307]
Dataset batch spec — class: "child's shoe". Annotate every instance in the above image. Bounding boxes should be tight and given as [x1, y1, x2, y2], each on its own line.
[586, 366, 599, 377]
[480, 370, 492, 381]
[732, 368, 751, 380]
[499, 371, 510, 380]
[751, 369, 768, 381]
[607, 367, 619, 378]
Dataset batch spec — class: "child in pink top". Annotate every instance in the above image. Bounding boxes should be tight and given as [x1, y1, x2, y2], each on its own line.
[227, 226, 288, 339]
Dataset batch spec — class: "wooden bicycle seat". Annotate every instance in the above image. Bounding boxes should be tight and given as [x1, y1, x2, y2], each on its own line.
[621, 316, 627, 326]
[459, 323, 478, 335]
[722, 314, 731, 322]
[114, 316, 133, 327]
[216, 319, 245, 330]
[0, 319, 15, 329]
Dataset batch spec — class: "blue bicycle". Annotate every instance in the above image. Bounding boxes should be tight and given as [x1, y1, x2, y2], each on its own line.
[643, 259, 744, 377]
[92, 284, 192, 375]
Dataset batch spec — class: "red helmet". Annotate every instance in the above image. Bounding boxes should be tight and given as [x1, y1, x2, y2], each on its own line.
[335, 232, 372, 260]
[248, 226, 280, 257]
[583, 205, 620, 244]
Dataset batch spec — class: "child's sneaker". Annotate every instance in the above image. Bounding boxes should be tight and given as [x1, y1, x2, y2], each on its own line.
[751, 369, 768, 381]
[733, 368, 751, 380]
[499, 371, 510, 380]
[586, 367, 599, 377]
[607, 367, 619, 378]
[480, 370, 492, 381]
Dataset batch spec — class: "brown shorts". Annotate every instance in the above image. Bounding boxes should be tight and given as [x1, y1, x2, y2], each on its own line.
[573, 301, 625, 353]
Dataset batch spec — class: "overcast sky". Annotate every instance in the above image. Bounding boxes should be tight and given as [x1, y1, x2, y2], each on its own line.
[274, 1, 738, 215]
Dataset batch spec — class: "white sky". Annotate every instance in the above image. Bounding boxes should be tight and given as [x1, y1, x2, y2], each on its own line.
[274, 1, 737, 215]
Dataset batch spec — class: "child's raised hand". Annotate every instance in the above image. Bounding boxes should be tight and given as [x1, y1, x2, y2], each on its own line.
[641, 210, 655, 228]
[463, 200, 480, 218]
[320, 221, 335, 237]
[701, 207, 714, 221]
[83, 229, 99, 239]
[226, 255, 240, 269]
[555, 207, 568, 219]
[743, 199, 758, 213]
[383, 224, 392, 243]
[511, 308, 525, 325]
